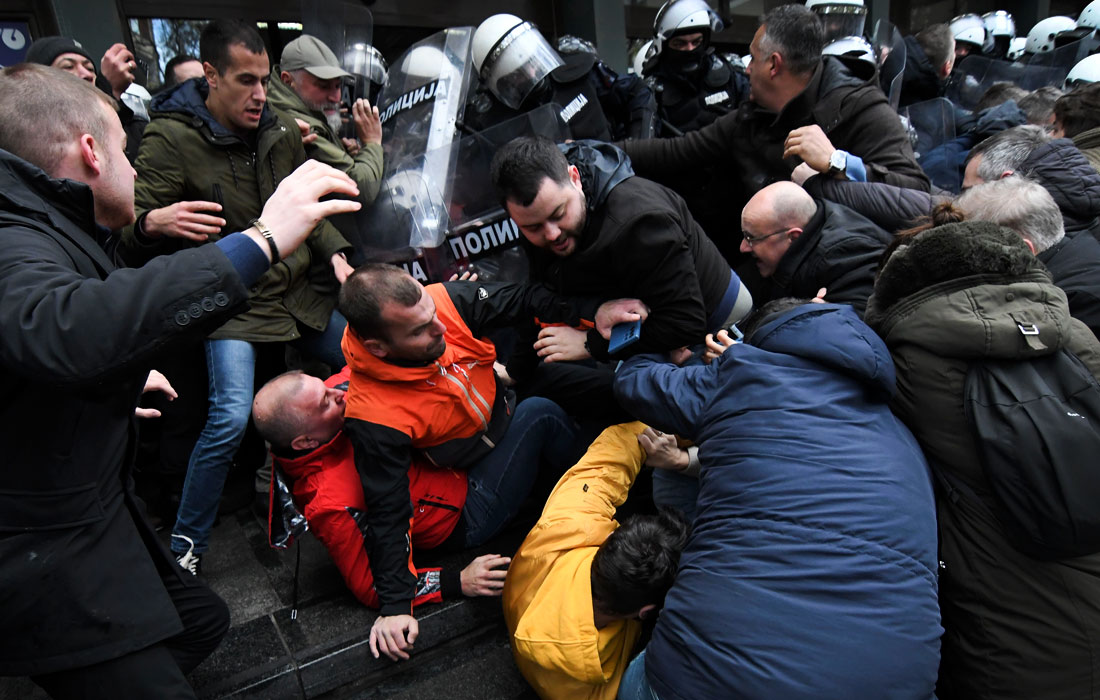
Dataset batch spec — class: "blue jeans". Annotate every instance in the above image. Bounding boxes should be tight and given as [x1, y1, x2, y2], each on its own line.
[172, 311, 346, 554]
[462, 397, 578, 546]
[618, 650, 661, 700]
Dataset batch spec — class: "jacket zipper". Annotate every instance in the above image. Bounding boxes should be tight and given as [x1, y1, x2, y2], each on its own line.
[417, 498, 460, 512]
[436, 363, 494, 446]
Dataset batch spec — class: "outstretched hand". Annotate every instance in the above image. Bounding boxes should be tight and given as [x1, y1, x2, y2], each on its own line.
[369, 614, 418, 661]
[251, 160, 361, 261]
[135, 369, 177, 419]
[703, 329, 739, 364]
[461, 554, 510, 596]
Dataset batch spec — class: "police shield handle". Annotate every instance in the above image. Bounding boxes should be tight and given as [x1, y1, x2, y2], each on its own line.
[594, 298, 649, 339]
[248, 161, 360, 262]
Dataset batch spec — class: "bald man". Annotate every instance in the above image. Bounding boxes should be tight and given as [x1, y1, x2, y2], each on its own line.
[739, 182, 892, 316]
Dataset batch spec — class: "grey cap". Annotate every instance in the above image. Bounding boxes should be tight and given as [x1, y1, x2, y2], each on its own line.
[281, 34, 350, 79]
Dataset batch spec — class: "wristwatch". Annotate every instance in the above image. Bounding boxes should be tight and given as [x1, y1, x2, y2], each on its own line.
[827, 149, 849, 177]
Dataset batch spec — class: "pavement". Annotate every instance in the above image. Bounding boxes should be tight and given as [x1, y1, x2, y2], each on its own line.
[1, 498, 539, 699]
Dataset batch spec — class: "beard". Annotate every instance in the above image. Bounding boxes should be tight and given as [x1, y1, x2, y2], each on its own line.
[304, 97, 344, 135]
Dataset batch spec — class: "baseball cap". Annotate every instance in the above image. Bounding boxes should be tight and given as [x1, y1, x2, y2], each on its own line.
[281, 34, 350, 79]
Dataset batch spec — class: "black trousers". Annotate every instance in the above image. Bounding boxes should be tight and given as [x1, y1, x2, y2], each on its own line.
[31, 559, 229, 700]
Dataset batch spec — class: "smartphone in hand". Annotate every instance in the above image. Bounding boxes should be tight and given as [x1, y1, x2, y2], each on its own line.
[609, 319, 642, 354]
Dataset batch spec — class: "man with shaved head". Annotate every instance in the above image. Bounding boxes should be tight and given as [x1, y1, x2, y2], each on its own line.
[740, 181, 892, 316]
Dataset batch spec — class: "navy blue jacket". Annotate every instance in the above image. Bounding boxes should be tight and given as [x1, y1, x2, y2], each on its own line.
[614, 304, 940, 700]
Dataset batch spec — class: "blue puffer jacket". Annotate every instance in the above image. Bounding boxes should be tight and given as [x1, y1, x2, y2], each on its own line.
[614, 303, 941, 700]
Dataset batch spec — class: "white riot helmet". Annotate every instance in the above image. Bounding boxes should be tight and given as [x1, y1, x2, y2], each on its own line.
[653, 0, 723, 54]
[472, 13, 564, 110]
[982, 11, 1016, 39]
[949, 14, 987, 52]
[1079, 0, 1100, 31]
[632, 39, 656, 75]
[400, 45, 458, 84]
[822, 35, 875, 67]
[345, 43, 388, 87]
[1065, 53, 1100, 89]
[1006, 36, 1028, 61]
[806, 0, 867, 43]
[1025, 16, 1077, 54]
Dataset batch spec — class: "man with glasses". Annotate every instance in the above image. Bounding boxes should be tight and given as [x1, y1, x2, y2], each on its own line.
[740, 181, 891, 316]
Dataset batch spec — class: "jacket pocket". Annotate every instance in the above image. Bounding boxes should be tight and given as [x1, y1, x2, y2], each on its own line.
[0, 482, 105, 532]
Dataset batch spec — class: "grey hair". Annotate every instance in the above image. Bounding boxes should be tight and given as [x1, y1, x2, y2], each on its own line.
[759, 4, 824, 76]
[954, 176, 1065, 253]
[968, 125, 1051, 181]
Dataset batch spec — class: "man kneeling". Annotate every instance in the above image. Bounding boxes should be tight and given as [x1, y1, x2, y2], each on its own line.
[254, 368, 510, 612]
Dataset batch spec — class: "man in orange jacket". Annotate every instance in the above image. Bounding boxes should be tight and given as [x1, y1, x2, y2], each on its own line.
[252, 367, 510, 610]
[336, 264, 648, 662]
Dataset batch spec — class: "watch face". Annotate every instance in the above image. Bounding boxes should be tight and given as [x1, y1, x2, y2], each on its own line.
[830, 150, 846, 171]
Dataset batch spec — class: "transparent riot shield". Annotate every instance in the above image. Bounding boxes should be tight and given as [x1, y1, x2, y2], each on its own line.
[300, 0, 371, 71]
[352, 27, 475, 257]
[360, 104, 569, 285]
[444, 103, 569, 283]
[903, 97, 959, 192]
[1025, 36, 1100, 83]
[874, 21, 906, 111]
[342, 4, 384, 106]
[944, 55, 1066, 111]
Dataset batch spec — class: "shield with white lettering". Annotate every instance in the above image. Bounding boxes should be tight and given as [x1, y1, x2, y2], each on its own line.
[350, 27, 476, 256]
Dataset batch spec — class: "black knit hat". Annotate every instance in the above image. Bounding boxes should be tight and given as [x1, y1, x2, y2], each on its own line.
[25, 36, 95, 69]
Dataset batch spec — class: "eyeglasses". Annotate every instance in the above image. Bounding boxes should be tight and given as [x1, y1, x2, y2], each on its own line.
[741, 227, 791, 248]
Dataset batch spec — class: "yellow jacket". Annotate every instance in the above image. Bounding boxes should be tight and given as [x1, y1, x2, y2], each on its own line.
[502, 422, 647, 700]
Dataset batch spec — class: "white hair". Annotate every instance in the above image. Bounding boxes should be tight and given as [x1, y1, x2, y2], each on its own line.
[955, 175, 1065, 253]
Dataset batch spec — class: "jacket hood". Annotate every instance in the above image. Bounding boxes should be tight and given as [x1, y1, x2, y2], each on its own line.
[0, 148, 108, 247]
[512, 548, 625, 685]
[149, 77, 279, 142]
[742, 303, 896, 398]
[866, 221, 1045, 322]
[866, 221, 1077, 361]
[1019, 138, 1100, 231]
[901, 35, 942, 101]
[560, 140, 634, 213]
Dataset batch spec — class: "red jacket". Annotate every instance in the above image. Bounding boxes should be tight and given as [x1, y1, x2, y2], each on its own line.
[273, 369, 467, 609]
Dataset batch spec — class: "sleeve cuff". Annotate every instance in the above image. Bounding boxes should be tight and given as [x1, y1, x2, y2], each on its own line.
[683, 445, 701, 477]
[379, 600, 414, 617]
[441, 567, 463, 599]
[845, 154, 867, 183]
[215, 232, 270, 287]
[586, 328, 610, 361]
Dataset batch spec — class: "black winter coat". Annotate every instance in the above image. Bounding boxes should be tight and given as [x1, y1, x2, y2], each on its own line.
[767, 199, 893, 316]
[619, 57, 930, 217]
[515, 141, 733, 366]
[0, 148, 249, 674]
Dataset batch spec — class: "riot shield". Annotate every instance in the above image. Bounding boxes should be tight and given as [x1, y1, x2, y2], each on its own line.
[342, 5, 384, 106]
[1025, 36, 1100, 82]
[300, 0, 371, 70]
[874, 20, 906, 111]
[352, 27, 476, 256]
[944, 55, 1066, 111]
[903, 97, 958, 192]
[359, 104, 569, 285]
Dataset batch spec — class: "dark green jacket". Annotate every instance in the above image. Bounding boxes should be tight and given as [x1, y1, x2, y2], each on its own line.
[267, 65, 383, 203]
[866, 222, 1100, 700]
[121, 78, 351, 342]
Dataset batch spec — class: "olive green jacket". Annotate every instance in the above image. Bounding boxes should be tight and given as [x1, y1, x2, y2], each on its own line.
[120, 79, 351, 342]
[267, 66, 383, 204]
[866, 223, 1100, 700]
[1073, 126, 1100, 176]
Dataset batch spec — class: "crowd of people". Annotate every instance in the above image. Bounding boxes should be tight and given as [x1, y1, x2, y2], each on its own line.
[3, 1, 1100, 699]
